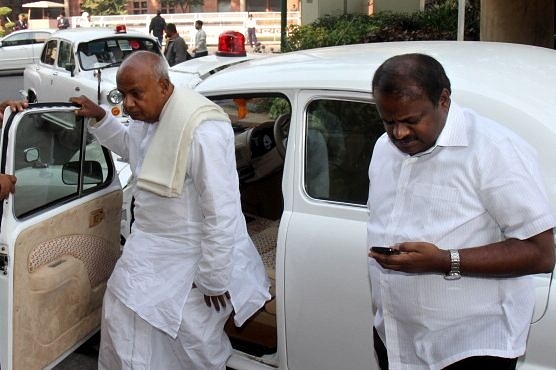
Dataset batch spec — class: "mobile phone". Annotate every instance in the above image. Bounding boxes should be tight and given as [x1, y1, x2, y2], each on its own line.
[371, 246, 400, 255]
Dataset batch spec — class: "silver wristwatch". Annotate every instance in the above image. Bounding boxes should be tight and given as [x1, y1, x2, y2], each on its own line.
[444, 249, 461, 280]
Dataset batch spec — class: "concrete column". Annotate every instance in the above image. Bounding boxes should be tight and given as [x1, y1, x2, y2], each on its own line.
[481, 0, 554, 48]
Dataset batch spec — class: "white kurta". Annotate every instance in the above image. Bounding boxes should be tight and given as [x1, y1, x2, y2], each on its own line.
[367, 103, 556, 369]
[90, 109, 270, 339]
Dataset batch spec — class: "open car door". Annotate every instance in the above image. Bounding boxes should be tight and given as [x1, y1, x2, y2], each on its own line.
[0, 104, 122, 370]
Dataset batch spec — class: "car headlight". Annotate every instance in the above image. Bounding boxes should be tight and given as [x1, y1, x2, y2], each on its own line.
[107, 89, 123, 105]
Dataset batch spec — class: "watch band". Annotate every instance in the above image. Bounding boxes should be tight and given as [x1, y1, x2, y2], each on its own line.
[444, 249, 461, 280]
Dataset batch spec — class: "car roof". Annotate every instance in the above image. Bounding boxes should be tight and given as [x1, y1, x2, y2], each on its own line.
[1, 29, 54, 39]
[195, 41, 556, 103]
[47, 27, 156, 43]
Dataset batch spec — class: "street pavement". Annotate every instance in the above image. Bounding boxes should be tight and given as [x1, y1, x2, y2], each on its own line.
[52, 333, 99, 369]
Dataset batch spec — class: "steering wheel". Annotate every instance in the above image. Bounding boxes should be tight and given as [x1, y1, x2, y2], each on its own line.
[273, 113, 291, 159]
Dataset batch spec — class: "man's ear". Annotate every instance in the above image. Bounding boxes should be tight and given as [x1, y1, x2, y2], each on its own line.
[439, 88, 451, 109]
[159, 78, 171, 94]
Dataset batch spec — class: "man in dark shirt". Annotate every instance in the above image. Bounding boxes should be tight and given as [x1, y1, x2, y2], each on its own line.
[57, 12, 70, 29]
[149, 10, 166, 45]
[164, 23, 191, 66]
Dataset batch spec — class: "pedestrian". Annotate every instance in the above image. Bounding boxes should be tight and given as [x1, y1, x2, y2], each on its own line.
[244, 13, 258, 48]
[191, 20, 208, 58]
[70, 51, 270, 370]
[57, 11, 70, 29]
[78, 11, 92, 27]
[367, 53, 555, 370]
[0, 99, 27, 200]
[164, 23, 191, 66]
[149, 10, 166, 46]
[14, 14, 28, 31]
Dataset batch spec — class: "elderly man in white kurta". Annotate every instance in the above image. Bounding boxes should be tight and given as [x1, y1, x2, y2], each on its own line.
[71, 51, 270, 370]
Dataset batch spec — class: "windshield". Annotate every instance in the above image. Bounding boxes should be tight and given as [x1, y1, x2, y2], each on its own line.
[77, 37, 159, 70]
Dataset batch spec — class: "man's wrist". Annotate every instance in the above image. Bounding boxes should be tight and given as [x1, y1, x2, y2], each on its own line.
[444, 249, 461, 280]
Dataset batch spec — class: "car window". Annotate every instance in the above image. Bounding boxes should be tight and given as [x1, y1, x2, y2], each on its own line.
[41, 39, 58, 65]
[211, 95, 291, 182]
[57, 40, 74, 69]
[77, 37, 159, 70]
[13, 111, 111, 218]
[305, 99, 384, 205]
[34, 32, 51, 43]
[2, 32, 32, 47]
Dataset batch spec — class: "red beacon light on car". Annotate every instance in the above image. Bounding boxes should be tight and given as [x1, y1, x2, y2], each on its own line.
[216, 31, 247, 57]
[115, 24, 127, 34]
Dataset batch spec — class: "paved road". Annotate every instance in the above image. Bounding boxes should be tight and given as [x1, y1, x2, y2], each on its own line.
[52, 333, 99, 370]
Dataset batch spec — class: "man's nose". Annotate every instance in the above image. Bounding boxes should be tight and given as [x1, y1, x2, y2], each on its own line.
[392, 122, 410, 139]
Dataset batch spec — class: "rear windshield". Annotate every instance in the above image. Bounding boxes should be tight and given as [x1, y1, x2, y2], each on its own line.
[77, 37, 159, 70]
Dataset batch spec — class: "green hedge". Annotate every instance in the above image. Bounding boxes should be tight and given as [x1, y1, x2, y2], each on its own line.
[283, 0, 479, 52]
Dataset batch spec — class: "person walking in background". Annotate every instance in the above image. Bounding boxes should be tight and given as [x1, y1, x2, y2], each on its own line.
[70, 51, 270, 370]
[164, 23, 191, 66]
[244, 13, 258, 48]
[57, 12, 70, 29]
[149, 10, 166, 46]
[191, 20, 208, 58]
[14, 14, 28, 30]
[78, 12, 92, 27]
[367, 53, 555, 370]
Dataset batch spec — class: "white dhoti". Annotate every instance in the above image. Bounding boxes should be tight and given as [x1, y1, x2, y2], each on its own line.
[99, 289, 233, 370]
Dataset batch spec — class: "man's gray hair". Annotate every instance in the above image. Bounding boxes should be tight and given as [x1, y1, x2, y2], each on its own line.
[120, 51, 170, 81]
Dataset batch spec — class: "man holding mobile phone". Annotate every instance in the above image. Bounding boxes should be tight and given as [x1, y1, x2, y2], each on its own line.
[366, 54, 555, 370]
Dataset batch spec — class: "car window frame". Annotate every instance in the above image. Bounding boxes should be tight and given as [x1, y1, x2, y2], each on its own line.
[0, 103, 115, 221]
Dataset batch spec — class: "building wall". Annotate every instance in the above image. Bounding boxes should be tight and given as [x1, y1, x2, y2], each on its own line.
[301, 0, 368, 24]
[373, 0, 424, 13]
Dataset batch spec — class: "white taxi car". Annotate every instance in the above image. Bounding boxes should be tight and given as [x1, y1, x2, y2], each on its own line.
[0, 29, 53, 74]
[2, 41, 556, 370]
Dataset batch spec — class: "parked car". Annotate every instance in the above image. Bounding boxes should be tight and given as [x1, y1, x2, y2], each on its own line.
[22, 26, 161, 123]
[2, 41, 556, 370]
[0, 29, 54, 74]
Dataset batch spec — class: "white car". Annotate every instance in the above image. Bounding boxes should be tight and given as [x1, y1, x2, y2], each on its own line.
[22, 26, 161, 122]
[2, 41, 556, 370]
[0, 29, 53, 74]
[22, 27, 257, 123]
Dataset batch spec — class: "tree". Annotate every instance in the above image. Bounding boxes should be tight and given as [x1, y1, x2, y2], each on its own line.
[160, 0, 204, 13]
[0, 6, 15, 36]
[481, 0, 554, 48]
[81, 0, 127, 16]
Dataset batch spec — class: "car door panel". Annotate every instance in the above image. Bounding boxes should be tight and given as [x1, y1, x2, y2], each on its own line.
[12, 191, 121, 369]
[0, 105, 121, 370]
[282, 91, 382, 370]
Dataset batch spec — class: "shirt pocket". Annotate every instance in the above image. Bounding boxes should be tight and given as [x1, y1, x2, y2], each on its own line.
[410, 182, 462, 239]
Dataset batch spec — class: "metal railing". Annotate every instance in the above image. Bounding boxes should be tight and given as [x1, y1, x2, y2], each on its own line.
[71, 12, 301, 46]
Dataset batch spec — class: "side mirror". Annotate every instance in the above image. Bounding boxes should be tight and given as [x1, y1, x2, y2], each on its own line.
[24, 147, 39, 162]
[24, 147, 48, 168]
[65, 63, 76, 77]
[62, 160, 104, 185]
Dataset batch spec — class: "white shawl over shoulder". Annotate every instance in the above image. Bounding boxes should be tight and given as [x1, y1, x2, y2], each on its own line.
[137, 88, 231, 197]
